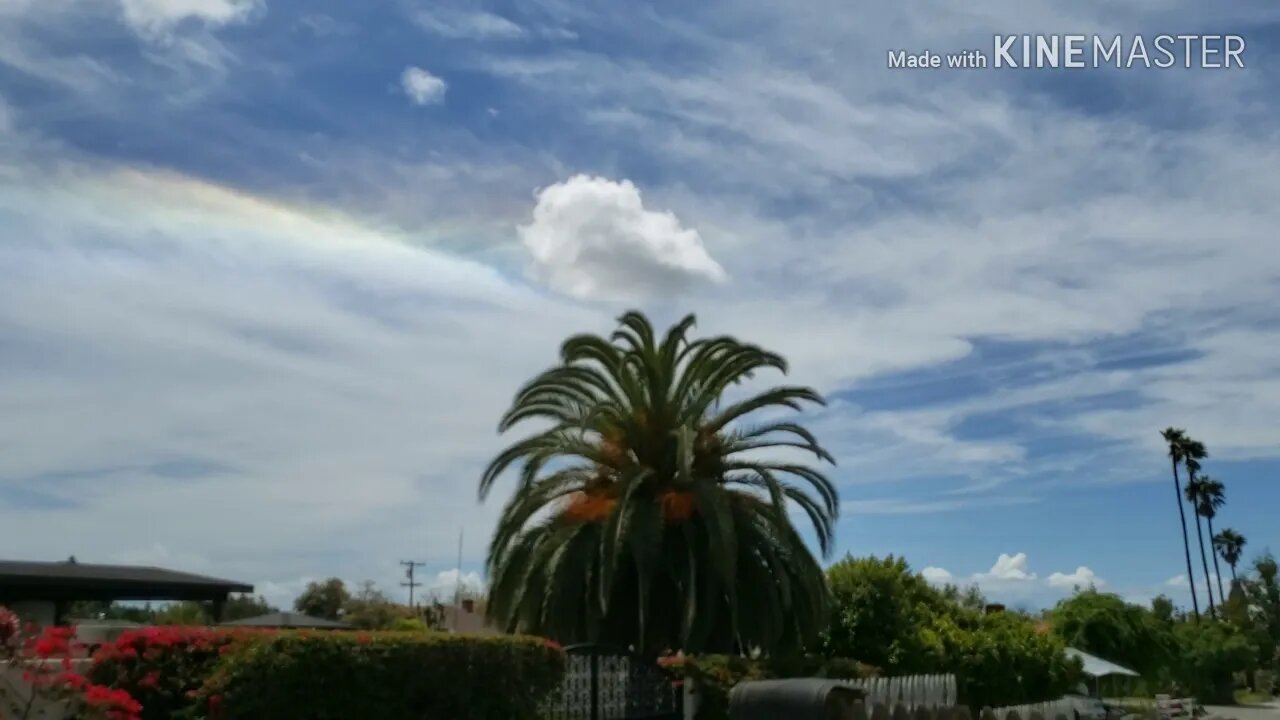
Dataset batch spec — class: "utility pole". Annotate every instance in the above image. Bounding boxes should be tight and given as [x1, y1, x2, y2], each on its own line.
[400, 560, 426, 609]
[452, 528, 463, 631]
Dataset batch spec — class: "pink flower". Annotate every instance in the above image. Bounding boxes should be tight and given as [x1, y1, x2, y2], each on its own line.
[0, 607, 19, 642]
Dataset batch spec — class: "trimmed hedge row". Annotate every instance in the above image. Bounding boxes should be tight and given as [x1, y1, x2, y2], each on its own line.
[662, 654, 872, 720]
[194, 632, 564, 720]
[85, 627, 564, 720]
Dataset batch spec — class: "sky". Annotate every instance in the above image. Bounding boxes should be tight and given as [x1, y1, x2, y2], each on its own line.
[1, 0, 1278, 612]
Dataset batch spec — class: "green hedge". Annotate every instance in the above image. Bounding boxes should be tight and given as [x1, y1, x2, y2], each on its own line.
[664, 655, 872, 720]
[194, 631, 564, 720]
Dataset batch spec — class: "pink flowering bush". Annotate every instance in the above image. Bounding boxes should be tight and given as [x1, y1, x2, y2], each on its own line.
[0, 607, 144, 720]
[86, 626, 265, 720]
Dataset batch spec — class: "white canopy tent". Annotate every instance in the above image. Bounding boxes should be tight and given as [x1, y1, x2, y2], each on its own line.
[1065, 647, 1140, 679]
[1065, 647, 1140, 698]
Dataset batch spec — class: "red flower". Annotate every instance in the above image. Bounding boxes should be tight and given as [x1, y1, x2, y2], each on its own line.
[54, 671, 89, 690]
[543, 638, 562, 651]
[139, 671, 161, 689]
[356, 633, 372, 645]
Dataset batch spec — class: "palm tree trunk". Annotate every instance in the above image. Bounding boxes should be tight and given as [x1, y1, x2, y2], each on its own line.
[1207, 515, 1227, 603]
[1192, 507, 1216, 616]
[1172, 458, 1200, 621]
[1229, 561, 1237, 583]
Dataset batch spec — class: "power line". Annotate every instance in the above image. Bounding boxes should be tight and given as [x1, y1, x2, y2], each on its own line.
[400, 560, 426, 609]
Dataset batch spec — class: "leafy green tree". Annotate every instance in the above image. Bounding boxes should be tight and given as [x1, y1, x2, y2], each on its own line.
[822, 555, 959, 671]
[222, 594, 276, 622]
[924, 611, 1080, 710]
[1184, 475, 1218, 615]
[1173, 619, 1256, 703]
[1050, 589, 1175, 680]
[294, 578, 350, 621]
[481, 312, 838, 656]
[1151, 595, 1176, 624]
[821, 555, 1078, 708]
[156, 601, 208, 625]
[1213, 529, 1247, 582]
[342, 581, 412, 630]
[1161, 428, 1201, 621]
[1245, 552, 1280, 672]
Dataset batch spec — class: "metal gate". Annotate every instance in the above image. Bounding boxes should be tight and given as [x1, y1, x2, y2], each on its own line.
[544, 644, 684, 720]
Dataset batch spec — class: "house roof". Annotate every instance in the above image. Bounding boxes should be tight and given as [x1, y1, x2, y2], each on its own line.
[0, 559, 253, 602]
[222, 612, 350, 629]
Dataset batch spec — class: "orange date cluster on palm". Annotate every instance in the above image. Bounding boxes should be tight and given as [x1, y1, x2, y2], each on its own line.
[561, 489, 698, 524]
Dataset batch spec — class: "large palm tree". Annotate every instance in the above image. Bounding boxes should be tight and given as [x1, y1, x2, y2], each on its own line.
[1213, 528, 1247, 583]
[480, 312, 838, 656]
[1161, 428, 1200, 621]
[1194, 476, 1227, 604]
[1184, 476, 1217, 616]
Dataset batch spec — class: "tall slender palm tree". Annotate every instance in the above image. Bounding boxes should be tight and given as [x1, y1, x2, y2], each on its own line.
[1161, 428, 1200, 621]
[480, 312, 838, 656]
[1195, 476, 1227, 603]
[1184, 476, 1217, 616]
[1213, 528, 1247, 583]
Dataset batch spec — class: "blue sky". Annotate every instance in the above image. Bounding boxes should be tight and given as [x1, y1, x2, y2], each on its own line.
[1, 0, 1278, 610]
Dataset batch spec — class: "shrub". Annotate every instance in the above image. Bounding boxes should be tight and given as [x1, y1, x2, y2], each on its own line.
[389, 617, 432, 632]
[193, 631, 564, 720]
[664, 654, 873, 720]
[86, 626, 256, 720]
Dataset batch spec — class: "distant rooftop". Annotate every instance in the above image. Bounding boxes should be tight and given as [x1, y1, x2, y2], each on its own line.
[222, 612, 350, 629]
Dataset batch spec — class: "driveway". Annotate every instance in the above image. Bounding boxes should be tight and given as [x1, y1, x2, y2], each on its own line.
[1205, 704, 1280, 720]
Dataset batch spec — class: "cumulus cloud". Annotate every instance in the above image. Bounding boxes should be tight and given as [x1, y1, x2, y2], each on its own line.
[1047, 566, 1105, 589]
[519, 175, 727, 301]
[119, 0, 259, 34]
[921, 566, 953, 584]
[976, 552, 1037, 582]
[426, 569, 486, 600]
[400, 66, 447, 106]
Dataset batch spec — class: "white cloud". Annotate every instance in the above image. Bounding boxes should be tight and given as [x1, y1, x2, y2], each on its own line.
[400, 66, 447, 106]
[1165, 574, 1188, 587]
[426, 569, 486, 601]
[0, 159, 596, 592]
[412, 9, 524, 40]
[518, 174, 727, 301]
[119, 0, 259, 35]
[977, 553, 1037, 582]
[921, 567, 953, 585]
[1047, 566, 1105, 589]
